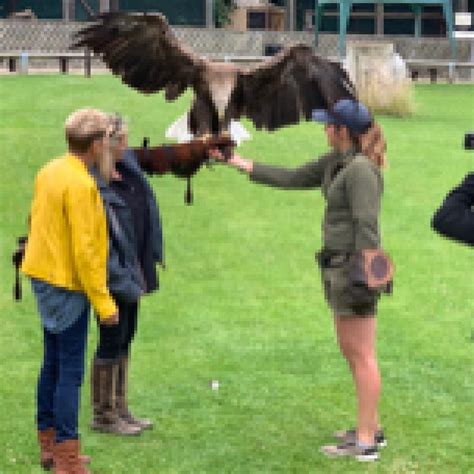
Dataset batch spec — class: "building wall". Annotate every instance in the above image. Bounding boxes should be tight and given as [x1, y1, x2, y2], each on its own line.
[229, 5, 285, 31]
[229, 8, 248, 32]
[311, 1, 474, 36]
[0, 1, 472, 35]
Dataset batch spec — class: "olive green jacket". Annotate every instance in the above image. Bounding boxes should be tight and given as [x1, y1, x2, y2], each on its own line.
[250, 150, 383, 252]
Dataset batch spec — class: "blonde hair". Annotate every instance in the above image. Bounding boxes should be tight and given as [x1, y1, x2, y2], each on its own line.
[106, 114, 128, 138]
[95, 114, 129, 183]
[358, 122, 387, 169]
[96, 144, 114, 184]
[64, 108, 118, 182]
[65, 108, 108, 154]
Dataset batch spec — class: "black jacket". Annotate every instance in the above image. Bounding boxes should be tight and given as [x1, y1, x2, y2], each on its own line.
[432, 173, 474, 245]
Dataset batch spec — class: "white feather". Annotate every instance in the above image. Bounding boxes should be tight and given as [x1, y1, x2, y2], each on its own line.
[165, 113, 252, 146]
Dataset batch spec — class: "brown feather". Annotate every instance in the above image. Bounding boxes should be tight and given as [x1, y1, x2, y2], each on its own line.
[73, 12, 203, 97]
[73, 15, 356, 135]
[235, 44, 356, 131]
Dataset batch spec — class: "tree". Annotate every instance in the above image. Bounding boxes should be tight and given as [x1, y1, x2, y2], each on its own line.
[214, 0, 235, 27]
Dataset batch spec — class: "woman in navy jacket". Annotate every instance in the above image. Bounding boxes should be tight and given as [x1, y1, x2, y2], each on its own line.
[90, 115, 164, 435]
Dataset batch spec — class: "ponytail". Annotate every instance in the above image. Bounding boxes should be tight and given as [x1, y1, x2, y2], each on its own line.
[358, 122, 387, 169]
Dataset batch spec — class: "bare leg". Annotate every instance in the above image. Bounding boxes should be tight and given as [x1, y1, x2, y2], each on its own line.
[334, 315, 381, 445]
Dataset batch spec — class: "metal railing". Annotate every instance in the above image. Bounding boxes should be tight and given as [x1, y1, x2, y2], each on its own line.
[0, 51, 92, 76]
[405, 59, 474, 82]
[2, 52, 473, 83]
[223, 55, 474, 82]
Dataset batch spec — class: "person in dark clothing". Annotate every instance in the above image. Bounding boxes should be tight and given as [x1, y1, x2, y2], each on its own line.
[432, 173, 474, 245]
[90, 115, 164, 436]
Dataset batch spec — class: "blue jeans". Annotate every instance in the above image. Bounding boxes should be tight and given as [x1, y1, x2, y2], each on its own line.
[37, 305, 89, 442]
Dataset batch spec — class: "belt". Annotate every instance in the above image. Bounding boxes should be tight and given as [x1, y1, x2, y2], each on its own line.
[316, 250, 351, 269]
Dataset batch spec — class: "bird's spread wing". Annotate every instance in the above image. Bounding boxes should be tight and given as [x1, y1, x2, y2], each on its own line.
[73, 12, 204, 98]
[235, 45, 356, 131]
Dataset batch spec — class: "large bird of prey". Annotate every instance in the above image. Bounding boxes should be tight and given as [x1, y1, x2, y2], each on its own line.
[74, 12, 356, 136]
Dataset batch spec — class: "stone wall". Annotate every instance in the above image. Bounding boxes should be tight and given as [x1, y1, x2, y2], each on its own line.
[0, 20, 80, 52]
[0, 20, 472, 79]
[0, 19, 471, 58]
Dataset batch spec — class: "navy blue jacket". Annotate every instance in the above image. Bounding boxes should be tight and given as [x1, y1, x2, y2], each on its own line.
[92, 149, 164, 303]
[432, 173, 474, 245]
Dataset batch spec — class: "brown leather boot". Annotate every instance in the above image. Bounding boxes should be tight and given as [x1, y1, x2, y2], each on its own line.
[90, 357, 141, 436]
[53, 439, 90, 474]
[38, 428, 55, 470]
[117, 354, 153, 431]
[38, 428, 91, 470]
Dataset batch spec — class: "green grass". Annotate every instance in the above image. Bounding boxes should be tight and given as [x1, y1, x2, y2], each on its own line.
[0, 76, 473, 473]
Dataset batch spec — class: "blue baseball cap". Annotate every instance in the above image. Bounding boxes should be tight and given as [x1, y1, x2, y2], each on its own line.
[312, 99, 373, 134]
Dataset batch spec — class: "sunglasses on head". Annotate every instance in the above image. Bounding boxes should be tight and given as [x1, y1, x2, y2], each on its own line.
[108, 114, 125, 139]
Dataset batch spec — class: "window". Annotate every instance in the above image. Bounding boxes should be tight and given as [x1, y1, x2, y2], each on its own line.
[384, 18, 415, 34]
[352, 4, 375, 13]
[422, 18, 446, 36]
[1, 0, 62, 19]
[348, 17, 375, 34]
[423, 6, 443, 13]
[248, 11, 267, 30]
[384, 4, 413, 13]
[75, 0, 99, 21]
[120, 0, 205, 26]
[467, 0, 474, 30]
[322, 4, 338, 12]
[320, 15, 338, 33]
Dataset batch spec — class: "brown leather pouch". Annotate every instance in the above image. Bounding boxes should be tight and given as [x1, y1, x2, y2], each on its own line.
[348, 249, 394, 300]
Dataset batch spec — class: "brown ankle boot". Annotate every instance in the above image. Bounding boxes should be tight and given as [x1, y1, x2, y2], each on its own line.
[38, 428, 55, 470]
[53, 439, 90, 474]
[39, 429, 90, 470]
[90, 357, 141, 436]
[117, 354, 153, 431]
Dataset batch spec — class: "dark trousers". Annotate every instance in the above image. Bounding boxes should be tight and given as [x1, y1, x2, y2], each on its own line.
[37, 306, 89, 442]
[96, 301, 138, 360]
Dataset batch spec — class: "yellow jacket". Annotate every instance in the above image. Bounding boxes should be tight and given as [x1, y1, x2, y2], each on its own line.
[22, 153, 117, 320]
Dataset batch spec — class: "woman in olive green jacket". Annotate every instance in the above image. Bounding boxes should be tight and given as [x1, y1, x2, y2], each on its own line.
[211, 99, 387, 462]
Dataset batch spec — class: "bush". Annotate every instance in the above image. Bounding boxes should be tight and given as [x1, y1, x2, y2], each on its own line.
[214, 0, 235, 27]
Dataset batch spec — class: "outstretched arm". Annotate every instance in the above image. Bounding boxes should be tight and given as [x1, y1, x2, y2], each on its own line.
[432, 173, 474, 245]
[210, 149, 333, 190]
[215, 152, 254, 174]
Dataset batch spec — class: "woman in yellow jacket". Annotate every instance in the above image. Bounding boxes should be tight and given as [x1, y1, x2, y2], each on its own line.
[22, 108, 118, 473]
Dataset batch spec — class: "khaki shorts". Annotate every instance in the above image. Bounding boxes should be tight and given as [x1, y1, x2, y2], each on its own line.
[321, 263, 378, 317]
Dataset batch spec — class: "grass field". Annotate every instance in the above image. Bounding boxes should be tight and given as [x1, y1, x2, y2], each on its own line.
[0, 76, 473, 473]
